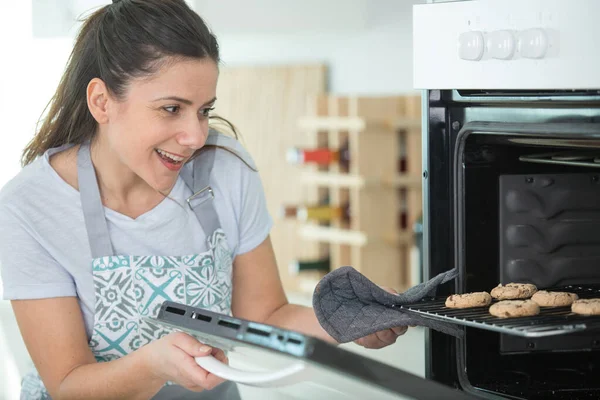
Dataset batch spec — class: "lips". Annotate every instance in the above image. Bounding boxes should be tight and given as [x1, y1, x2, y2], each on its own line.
[155, 148, 185, 171]
[155, 148, 185, 162]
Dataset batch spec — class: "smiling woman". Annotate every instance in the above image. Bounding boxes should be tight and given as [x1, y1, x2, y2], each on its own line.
[0, 1, 410, 400]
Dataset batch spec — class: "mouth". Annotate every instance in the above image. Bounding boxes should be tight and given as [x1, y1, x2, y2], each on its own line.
[155, 148, 186, 171]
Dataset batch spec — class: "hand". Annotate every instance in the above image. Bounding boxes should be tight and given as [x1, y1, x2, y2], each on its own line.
[353, 285, 409, 349]
[142, 331, 228, 392]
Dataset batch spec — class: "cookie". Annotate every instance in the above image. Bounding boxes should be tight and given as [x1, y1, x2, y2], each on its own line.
[531, 290, 578, 307]
[490, 283, 537, 300]
[489, 300, 540, 318]
[445, 292, 492, 308]
[571, 298, 600, 316]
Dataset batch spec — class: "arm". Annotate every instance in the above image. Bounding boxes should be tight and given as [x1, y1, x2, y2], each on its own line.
[12, 297, 162, 400]
[231, 236, 336, 343]
[231, 236, 407, 349]
[12, 297, 225, 400]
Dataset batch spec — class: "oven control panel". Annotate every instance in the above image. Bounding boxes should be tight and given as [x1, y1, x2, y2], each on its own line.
[458, 28, 550, 61]
[414, 0, 600, 89]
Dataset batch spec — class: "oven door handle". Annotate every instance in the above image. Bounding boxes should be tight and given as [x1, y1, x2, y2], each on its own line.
[195, 355, 312, 387]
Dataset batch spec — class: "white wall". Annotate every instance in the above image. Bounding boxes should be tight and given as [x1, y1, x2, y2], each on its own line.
[197, 0, 424, 95]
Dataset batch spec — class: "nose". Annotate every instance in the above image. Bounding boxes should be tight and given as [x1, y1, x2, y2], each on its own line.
[177, 117, 208, 150]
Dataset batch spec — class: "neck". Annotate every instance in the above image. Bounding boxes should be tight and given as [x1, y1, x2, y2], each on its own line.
[88, 135, 167, 218]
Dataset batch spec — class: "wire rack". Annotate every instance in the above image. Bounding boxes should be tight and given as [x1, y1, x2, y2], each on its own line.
[399, 285, 600, 337]
[519, 150, 600, 168]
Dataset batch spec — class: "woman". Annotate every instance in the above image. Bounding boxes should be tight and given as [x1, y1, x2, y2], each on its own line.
[0, 0, 408, 398]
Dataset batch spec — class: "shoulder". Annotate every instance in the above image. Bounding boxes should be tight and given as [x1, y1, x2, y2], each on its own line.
[0, 149, 73, 221]
[0, 156, 49, 207]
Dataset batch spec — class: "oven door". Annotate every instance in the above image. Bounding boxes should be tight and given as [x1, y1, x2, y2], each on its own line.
[150, 301, 479, 400]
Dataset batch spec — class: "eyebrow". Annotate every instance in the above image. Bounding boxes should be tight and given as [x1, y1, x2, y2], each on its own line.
[152, 96, 217, 107]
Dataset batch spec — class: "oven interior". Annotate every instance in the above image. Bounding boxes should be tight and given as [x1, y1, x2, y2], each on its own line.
[462, 133, 600, 399]
[424, 91, 600, 400]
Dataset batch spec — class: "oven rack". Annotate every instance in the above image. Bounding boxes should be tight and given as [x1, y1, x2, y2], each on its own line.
[399, 285, 600, 338]
[520, 150, 600, 169]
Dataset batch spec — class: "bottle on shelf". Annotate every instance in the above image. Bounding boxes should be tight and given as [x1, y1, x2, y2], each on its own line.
[280, 202, 351, 224]
[398, 188, 408, 230]
[288, 256, 330, 275]
[397, 130, 408, 173]
[286, 140, 350, 171]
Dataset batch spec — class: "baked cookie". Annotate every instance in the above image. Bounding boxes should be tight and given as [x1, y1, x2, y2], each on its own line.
[571, 298, 600, 316]
[490, 283, 537, 300]
[445, 292, 492, 308]
[531, 290, 578, 307]
[489, 300, 540, 318]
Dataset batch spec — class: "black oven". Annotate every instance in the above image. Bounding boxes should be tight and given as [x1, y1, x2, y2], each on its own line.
[421, 89, 600, 399]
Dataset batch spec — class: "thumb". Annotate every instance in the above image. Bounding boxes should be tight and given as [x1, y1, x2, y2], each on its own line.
[379, 285, 399, 295]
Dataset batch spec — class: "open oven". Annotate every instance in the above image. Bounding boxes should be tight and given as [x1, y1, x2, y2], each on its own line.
[411, 0, 600, 399]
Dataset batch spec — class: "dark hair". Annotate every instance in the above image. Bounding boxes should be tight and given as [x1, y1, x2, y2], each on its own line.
[22, 0, 236, 166]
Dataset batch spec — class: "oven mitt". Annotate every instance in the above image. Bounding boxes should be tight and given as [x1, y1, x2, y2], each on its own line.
[313, 266, 464, 343]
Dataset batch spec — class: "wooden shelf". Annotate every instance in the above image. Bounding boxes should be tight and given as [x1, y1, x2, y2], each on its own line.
[298, 225, 367, 246]
[284, 94, 423, 291]
[382, 231, 415, 246]
[301, 171, 422, 188]
[298, 224, 415, 247]
[383, 175, 423, 188]
[301, 171, 366, 188]
[298, 116, 366, 131]
[298, 116, 421, 132]
[393, 118, 422, 130]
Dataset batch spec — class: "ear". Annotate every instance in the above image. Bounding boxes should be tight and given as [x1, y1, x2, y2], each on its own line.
[87, 78, 112, 124]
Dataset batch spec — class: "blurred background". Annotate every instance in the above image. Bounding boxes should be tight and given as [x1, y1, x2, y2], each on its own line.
[0, 1, 428, 399]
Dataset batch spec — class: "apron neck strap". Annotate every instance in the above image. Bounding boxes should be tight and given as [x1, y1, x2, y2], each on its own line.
[179, 143, 221, 238]
[77, 142, 115, 258]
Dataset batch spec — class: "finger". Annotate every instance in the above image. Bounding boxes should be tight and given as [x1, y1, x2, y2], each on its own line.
[391, 326, 408, 336]
[168, 346, 211, 391]
[211, 348, 228, 364]
[171, 332, 213, 357]
[203, 372, 227, 390]
[194, 348, 228, 390]
[375, 329, 399, 346]
[179, 351, 217, 389]
[360, 333, 389, 349]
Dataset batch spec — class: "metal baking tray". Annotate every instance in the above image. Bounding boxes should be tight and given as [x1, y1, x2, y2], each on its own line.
[399, 285, 600, 338]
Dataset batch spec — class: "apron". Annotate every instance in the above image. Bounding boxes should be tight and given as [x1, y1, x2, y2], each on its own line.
[20, 133, 245, 400]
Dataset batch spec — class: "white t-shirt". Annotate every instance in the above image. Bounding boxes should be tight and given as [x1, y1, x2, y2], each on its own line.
[0, 144, 273, 339]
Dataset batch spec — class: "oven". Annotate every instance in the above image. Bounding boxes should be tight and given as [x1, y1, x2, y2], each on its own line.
[412, 0, 600, 399]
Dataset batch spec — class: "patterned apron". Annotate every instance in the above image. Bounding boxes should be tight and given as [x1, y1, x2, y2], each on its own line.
[21, 134, 243, 400]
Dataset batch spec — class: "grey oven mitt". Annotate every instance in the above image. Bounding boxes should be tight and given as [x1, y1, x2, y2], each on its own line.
[313, 266, 464, 343]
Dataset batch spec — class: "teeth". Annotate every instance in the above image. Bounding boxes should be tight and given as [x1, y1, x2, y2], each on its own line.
[156, 149, 184, 162]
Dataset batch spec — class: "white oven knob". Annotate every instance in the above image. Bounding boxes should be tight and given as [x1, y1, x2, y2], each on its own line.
[487, 30, 516, 60]
[458, 31, 484, 61]
[518, 28, 548, 59]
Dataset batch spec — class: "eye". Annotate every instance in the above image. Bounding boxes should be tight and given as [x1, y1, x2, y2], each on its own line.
[163, 105, 180, 114]
[201, 107, 215, 118]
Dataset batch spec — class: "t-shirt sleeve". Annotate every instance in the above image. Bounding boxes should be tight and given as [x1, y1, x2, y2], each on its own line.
[0, 206, 76, 300]
[235, 165, 273, 256]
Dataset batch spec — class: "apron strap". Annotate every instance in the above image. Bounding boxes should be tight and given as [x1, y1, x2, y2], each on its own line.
[180, 147, 221, 237]
[77, 142, 115, 258]
[180, 130, 255, 237]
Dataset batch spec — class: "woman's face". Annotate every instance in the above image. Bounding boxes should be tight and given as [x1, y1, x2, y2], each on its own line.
[105, 57, 218, 192]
